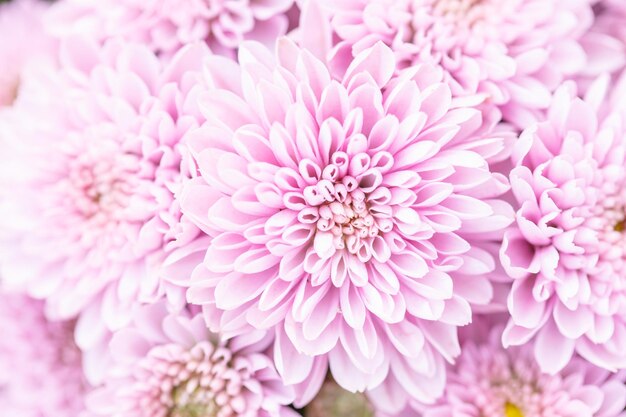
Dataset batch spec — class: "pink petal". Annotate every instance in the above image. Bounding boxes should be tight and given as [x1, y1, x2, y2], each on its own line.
[534, 318, 575, 374]
[344, 42, 395, 89]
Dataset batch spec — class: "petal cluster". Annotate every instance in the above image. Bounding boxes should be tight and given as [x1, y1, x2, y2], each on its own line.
[0, 294, 87, 417]
[87, 301, 297, 417]
[577, 0, 626, 87]
[419, 320, 626, 417]
[0, 0, 56, 110]
[0, 38, 209, 332]
[47, 0, 295, 58]
[501, 76, 626, 372]
[322, 0, 593, 127]
[180, 38, 513, 407]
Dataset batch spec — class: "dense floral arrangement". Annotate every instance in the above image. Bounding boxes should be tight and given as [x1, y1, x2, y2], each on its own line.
[0, 0, 625, 416]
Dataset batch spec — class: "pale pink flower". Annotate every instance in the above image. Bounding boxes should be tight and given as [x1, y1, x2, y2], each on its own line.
[0, 38, 210, 341]
[180, 38, 513, 406]
[500, 74, 626, 373]
[0, 293, 88, 417]
[87, 301, 298, 417]
[577, 0, 626, 87]
[47, 0, 295, 58]
[0, 0, 56, 110]
[412, 320, 626, 417]
[320, 0, 593, 128]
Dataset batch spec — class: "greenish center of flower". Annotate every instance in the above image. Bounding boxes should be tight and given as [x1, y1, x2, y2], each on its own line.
[169, 383, 219, 417]
[433, 0, 484, 19]
[169, 402, 218, 417]
[142, 342, 247, 417]
[614, 218, 625, 232]
[305, 378, 374, 417]
[504, 402, 524, 417]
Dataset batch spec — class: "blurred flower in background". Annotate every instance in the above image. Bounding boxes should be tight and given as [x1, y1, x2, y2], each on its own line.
[418, 319, 626, 417]
[87, 301, 298, 417]
[46, 0, 296, 58]
[501, 73, 626, 374]
[0, 294, 88, 417]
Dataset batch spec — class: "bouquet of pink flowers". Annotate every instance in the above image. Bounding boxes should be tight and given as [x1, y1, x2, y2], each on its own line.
[0, 0, 625, 416]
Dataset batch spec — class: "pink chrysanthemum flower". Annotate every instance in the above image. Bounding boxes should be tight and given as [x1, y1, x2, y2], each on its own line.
[180, 38, 513, 405]
[413, 321, 626, 417]
[47, 0, 295, 58]
[320, 0, 593, 128]
[0, 293, 88, 417]
[0, 0, 56, 110]
[87, 301, 298, 417]
[0, 38, 210, 337]
[500, 74, 626, 373]
[577, 0, 626, 87]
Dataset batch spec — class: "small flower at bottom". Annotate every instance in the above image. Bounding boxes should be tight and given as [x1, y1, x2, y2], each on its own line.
[87, 301, 298, 417]
[413, 319, 626, 417]
[0, 293, 88, 417]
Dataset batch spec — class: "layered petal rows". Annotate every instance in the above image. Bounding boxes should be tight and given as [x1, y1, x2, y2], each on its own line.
[501, 75, 626, 372]
[421, 319, 626, 417]
[47, 0, 295, 58]
[87, 301, 298, 417]
[180, 38, 513, 408]
[321, 0, 594, 127]
[0, 294, 88, 416]
[0, 39, 210, 337]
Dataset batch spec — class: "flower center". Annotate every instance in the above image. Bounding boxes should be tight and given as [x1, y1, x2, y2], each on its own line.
[432, 0, 484, 20]
[299, 152, 393, 262]
[305, 378, 374, 417]
[169, 387, 219, 417]
[68, 150, 137, 219]
[586, 181, 626, 260]
[504, 402, 524, 417]
[314, 187, 382, 253]
[141, 341, 246, 417]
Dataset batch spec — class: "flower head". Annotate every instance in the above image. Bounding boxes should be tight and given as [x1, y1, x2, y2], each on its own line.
[577, 0, 626, 89]
[416, 320, 626, 417]
[0, 293, 87, 417]
[87, 301, 298, 417]
[47, 0, 295, 58]
[181, 38, 513, 406]
[0, 0, 56, 110]
[322, 0, 593, 127]
[501, 74, 626, 372]
[0, 38, 210, 334]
